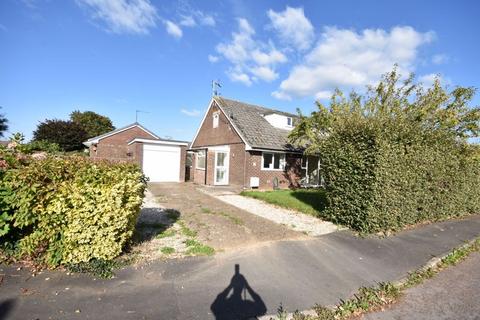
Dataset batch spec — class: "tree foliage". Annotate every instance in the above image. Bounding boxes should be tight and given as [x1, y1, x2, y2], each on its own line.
[290, 69, 480, 233]
[33, 119, 87, 151]
[0, 107, 8, 138]
[70, 110, 114, 139]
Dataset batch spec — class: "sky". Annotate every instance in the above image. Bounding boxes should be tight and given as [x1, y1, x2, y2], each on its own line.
[1, 0, 479, 142]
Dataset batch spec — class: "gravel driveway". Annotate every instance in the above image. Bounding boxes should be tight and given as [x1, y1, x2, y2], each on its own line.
[147, 182, 307, 251]
[207, 192, 338, 236]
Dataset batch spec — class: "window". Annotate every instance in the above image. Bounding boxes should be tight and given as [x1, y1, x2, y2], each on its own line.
[196, 150, 206, 170]
[213, 112, 219, 128]
[287, 117, 293, 127]
[262, 152, 286, 170]
[301, 155, 308, 169]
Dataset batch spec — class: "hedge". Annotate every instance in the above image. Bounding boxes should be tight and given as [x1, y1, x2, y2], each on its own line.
[0, 150, 146, 267]
[290, 69, 480, 233]
[317, 120, 480, 233]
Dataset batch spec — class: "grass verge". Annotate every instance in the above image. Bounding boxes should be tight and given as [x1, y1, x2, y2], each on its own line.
[270, 237, 480, 320]
[240, 189, 327, 217]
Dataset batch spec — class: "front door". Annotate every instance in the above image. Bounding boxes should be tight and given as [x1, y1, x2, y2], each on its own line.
[214, 151, 229, 185]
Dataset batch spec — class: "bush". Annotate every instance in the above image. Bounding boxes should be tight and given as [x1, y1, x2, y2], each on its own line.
[0, 152, 146, 267]
[291, 69, 480, 233]
[19, 140, 61, 154]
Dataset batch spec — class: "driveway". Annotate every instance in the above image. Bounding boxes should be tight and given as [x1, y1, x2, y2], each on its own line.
[147, 182, 307, 251]
[1, 215, 480, 320]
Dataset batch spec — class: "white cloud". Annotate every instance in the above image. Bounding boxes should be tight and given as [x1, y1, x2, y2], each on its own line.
[250, 66, 278, 82]
[228, 70, 252, 86]
[200, 15, 215, 27]
[315, 90, 332, 100]
[179, 15, 196, 27]
[267, 6, 314, 51]
[178, 11, 215, 27]
[215, 18, 287, 86]
[432, 53, 449, 65]
[419, 73, 450, 87]
[274, 26, 434, 99]
[164, 20, 182, 38]
[208, 55, 219, 63]
[181, 108, 201, 117]
[251, 49, 287, 65]
[76, 0, 158, 34]
[271, 90, 292, 101]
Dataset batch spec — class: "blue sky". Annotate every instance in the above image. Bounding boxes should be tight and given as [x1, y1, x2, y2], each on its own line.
[1, 0, 479, 141]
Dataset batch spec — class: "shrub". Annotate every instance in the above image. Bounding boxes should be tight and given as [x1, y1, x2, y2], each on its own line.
[291, 69, 480, 233]
[19, 140, 61, 154]
[0, 153, 146, 267]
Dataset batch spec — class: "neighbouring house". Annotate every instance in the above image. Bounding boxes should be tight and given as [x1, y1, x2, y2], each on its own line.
[83, 123, 189, 182]
[189, 96, 321, 189]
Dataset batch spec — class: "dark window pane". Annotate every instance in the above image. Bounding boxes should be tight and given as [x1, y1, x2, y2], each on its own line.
[263, 153, 272, 169]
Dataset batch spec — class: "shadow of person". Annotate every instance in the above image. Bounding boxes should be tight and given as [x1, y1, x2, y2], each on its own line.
[0, 299, 16, 320]
[210, 264, 267, 320]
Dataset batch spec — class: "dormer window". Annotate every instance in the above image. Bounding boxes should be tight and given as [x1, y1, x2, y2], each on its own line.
[213, 112, 219, 128]
[263, 113, 295, 131]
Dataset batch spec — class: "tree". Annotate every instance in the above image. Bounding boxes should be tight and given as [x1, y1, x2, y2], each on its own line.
[0, 107, 8, 138]
[33, 119, 87, 151]
[290, 68, 480, 151]
[289, 68, 480, 233]
[70, 110, 114, 139]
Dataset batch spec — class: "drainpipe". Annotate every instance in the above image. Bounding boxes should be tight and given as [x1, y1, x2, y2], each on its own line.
[243, 147, 247, 189]
[204, 148, 208, 185]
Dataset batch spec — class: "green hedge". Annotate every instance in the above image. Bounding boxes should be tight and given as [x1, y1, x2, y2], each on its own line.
[318, 120, 480, 233]
[290, 70, 480, 233]
[0, 152, 146, 267]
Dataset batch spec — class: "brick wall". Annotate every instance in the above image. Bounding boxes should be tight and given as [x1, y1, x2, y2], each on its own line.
[192, 150, 206, 184]
[191, 144, 246, 187]
[91, 126, 156, 163]
[191, 101, 243, 148]
[245, 151, 302, 189]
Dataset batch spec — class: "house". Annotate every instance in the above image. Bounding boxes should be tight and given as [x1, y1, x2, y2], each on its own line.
[83, 123, 189, 182]
[189, 96, 321, 189]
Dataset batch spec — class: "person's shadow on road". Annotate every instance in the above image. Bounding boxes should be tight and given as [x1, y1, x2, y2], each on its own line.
[210, 264, 267, 320]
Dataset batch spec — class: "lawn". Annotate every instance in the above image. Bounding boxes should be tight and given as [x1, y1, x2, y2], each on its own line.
[240, 188, 327, 217]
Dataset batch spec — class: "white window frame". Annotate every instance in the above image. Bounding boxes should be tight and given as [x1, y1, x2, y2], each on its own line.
[196, 150, 206, 170]
[301, 155, 308, 169]
[213, 112, 219, 128]
[261, 152, 286, 171]
[287, 117, 293, 127]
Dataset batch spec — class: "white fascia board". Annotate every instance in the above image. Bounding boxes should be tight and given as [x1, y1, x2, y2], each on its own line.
[128, 138, 188, 146]
[245, 146, 303, 154]
[214, 98, 252, 149]
[85, 123, 160, 145]
[190, 97, 252, 150]
[189, 97, 215, 148]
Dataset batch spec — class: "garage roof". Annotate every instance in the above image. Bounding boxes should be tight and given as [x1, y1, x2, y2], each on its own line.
[83, 122, 160, 147]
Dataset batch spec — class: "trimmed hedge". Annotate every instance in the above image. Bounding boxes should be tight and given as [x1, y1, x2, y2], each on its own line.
[317, 120, 480, 233]
[0, 151, 146, 267]
[290, 70, 480, 233]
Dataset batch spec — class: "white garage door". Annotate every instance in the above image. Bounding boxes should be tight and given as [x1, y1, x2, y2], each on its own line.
[142, 144, 181, 182]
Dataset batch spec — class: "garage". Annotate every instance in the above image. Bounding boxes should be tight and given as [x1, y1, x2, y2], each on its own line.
[84, 123, 189, 182]
[142, 143, 182, 182]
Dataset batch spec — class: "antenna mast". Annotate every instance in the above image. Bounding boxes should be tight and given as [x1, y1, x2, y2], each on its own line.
[135, 110, 149, 122]
[212, 80, 222, 96]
